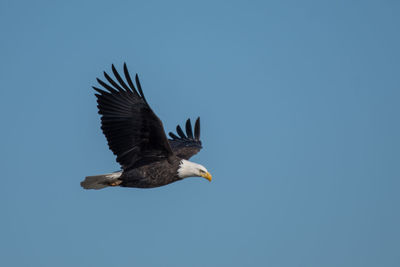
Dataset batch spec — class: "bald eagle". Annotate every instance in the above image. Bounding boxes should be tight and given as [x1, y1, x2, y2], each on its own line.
[81, 64, 212, 189]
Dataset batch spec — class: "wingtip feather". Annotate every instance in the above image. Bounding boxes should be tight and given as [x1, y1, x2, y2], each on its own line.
[135, 74, 146, 102]
[194, 117, 200, 140]
[169, 132, 179, 139]
[124, 63, 138, 94]
[185, 119, 193, 139]
[176, 125, 186, 139]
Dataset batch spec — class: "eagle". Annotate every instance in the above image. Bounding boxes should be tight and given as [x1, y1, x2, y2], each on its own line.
[81, 64, 212, 189]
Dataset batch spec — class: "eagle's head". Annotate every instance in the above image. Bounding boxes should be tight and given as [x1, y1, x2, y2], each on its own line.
[177, 159, 212, 182]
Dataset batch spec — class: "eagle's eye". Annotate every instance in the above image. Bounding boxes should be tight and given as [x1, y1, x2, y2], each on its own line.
[199, 169, 206, 174]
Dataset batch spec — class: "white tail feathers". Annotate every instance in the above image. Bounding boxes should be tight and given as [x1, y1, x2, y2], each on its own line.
[80, 172, 122, 190]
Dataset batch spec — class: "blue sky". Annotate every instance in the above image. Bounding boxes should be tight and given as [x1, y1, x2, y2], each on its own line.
[1, 0, 399, 266]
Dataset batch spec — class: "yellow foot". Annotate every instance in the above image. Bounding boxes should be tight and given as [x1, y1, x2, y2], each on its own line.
[109, 180, 122, 186]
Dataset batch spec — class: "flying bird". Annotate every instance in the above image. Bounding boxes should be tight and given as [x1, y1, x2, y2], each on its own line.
[81, 64, 212, 189]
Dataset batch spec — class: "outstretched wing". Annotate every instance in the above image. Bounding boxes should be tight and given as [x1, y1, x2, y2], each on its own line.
[168, 118, 202, 160]
[93, 63, 173, 169]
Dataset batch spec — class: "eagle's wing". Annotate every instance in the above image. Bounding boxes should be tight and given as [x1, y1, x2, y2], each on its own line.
[93, 63, 173, 169]
[168, 118, 202, 160]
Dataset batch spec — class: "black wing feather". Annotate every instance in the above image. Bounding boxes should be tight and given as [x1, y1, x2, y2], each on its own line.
[194, 117, 200, 140]
[135, 74, 147, 102]
[176, 125, 186, 139]
[168, 117, 202, 160]
[94, 64, 173, 169]
[169, 132, 180, 139]
[185, 119, 194, 139]
[123, 63, 140, 97]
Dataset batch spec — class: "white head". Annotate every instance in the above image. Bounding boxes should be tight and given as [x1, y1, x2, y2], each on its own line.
[177, 159, 212, 182]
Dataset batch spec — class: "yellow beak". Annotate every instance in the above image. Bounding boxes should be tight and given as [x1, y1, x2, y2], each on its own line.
[201, 171, 212, 182]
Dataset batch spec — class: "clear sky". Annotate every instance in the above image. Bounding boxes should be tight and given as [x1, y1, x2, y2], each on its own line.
[1, 0, 399, 266]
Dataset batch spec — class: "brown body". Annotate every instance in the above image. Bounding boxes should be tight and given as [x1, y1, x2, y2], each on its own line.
[121, 157, 182, 188]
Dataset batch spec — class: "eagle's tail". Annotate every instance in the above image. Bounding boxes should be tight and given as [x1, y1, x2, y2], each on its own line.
[80, 172, 122, 190]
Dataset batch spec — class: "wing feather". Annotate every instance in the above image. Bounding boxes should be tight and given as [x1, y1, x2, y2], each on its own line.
[135, 74, 147, 102]
[123, 63, 140, 97]
[194, 117, 200, 140]
[176, 125, 186, 139]
[185, 119, 194, 139]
